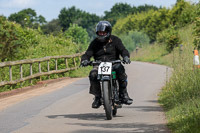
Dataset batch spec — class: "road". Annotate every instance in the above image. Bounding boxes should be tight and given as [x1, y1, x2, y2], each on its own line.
[0, 62, 170, 133]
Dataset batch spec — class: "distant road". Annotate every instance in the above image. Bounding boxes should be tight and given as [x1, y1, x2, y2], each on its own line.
[0, 61, 170, 133]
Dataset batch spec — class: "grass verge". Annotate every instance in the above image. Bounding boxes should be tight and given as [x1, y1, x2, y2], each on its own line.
[131, 24, 200, 133]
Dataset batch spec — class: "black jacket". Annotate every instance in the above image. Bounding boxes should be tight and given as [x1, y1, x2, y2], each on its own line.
[81, 35, 129, 62]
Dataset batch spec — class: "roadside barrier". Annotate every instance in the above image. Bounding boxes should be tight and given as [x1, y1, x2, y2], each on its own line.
[0, 52, 84, 87]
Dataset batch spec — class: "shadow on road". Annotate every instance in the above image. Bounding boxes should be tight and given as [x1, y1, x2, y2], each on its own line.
[47, 113, 123, 121]
[47, 113, 169, 133]
[66, 123, 169, 133]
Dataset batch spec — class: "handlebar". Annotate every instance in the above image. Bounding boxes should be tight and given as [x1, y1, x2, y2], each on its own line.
[88, 60, 122, 66]
[80, 60, 122, 67]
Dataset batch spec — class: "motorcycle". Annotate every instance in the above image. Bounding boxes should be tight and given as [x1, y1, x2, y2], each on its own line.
[86, 60, 123, 120]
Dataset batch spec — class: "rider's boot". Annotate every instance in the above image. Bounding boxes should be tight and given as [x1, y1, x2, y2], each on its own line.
[119, 89, 133, 105]
[92, 96, 101, 108]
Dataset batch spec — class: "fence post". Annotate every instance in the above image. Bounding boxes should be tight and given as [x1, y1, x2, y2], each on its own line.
[65, 58, 69, 68]
[73, 58, 76, 67]
[47, 60, 50, 79]
[20, 64, 23, 79]
[30, 63, 33, 84]
[9, 66, 12, 81]
[55, 59, 58, 70]
[39, 62, 41, 81]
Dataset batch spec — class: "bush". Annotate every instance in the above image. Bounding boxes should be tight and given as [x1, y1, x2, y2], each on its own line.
[193, 17, 200, 50]
[157, 26, 182, 53]
[119, 30, 150, 52]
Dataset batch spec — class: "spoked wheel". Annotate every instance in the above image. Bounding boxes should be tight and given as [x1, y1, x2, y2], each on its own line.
[102, 81, 112, 120]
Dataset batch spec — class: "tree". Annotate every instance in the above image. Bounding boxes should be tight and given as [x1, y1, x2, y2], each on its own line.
[137, 4, 159, 13]
[104, 3, 133, 26]
[58, 6, 100, 38]
[8, 8, 46, 28]
[58, 6, 82, 31]
[0, 16, 23, 61]
[41, 19, 62, 35]
[104, 3, 159, 26]
[64, 24, 89, 52]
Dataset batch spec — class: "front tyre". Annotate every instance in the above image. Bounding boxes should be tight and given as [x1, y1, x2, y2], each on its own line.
[102, 81, 112, 120]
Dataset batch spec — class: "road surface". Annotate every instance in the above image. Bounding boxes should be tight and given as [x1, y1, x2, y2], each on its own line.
[0, 61, 170, 133]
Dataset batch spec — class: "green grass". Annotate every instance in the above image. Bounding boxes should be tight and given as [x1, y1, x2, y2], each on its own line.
[131, 24, 200, 133]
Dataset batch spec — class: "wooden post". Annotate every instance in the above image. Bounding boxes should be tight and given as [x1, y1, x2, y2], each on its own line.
[47, 60, 50, 79]
[20, 64, 23, 79]
[39, 62, 41, 81]
[9, 66, 12, 81]
[30, 63, 33, 84]
[55, 59, 58, 70]
[65, 58, 69, 68]
[73, 57, 76, 67]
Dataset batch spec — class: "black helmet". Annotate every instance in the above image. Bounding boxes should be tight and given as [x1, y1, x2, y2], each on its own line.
[96, 21, 112, 42]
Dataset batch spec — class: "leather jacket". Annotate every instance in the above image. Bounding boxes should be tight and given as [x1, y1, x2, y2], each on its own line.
[81, 35, 129, 62]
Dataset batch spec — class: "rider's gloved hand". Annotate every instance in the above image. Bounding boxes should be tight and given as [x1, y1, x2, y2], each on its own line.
[123, 56, 131, 64]
[81, 60, 89, 67]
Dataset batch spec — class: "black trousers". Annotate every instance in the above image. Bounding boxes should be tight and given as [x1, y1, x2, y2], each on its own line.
[89, 63, 128, 97]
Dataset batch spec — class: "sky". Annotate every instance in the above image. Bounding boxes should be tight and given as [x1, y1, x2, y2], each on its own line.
[0, 0, 199, 22]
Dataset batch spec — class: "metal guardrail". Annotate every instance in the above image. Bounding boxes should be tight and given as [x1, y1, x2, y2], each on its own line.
[0, 52, 84, 87]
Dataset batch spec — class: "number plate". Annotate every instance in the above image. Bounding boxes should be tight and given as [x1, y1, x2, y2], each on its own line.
[98, 62, 112, 75]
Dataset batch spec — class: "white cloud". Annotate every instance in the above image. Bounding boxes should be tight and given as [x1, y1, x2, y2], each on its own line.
[1, 0, 35, 8]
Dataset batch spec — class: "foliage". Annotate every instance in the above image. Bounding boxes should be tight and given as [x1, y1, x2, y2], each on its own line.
[8, 8, 47, 28]
[104, 3, 159, 26]
[193, 17, 200, 50]
[0, 16, 79, 61]
[0, 17, 83, 92]
[64, 24, 89, 52]
[113, 8, 170, 42]
[119, 30, 150, 52]
[104, 3, 133, 26]
[157, 26, 182, 53]
[113, 1, 197, 42]
[132, 43, 169, 65]
[0, 16, 26, 62]
[159, 43, 200, 133]
[169, 1, 197, 28]
[58, 6, 100, 38]
[41, 19, 62, 35]
[133, 23, 200, 133]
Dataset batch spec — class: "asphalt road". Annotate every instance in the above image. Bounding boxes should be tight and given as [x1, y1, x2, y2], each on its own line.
[0, 61, 170, 133]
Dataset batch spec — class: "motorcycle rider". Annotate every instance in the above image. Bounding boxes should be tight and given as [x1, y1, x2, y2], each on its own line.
[81, 21, 133, 108]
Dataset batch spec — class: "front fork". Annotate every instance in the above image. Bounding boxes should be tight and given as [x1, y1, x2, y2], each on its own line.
[98, 72, 121, 108]
[98, 75, 112, 105]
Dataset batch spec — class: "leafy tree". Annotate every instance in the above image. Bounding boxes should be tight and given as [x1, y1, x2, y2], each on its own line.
[0, 16, 24, 61]
[113, 8, 170, 42]
[104, 3, 133, 26]
[41, 19, 62, 35]
[58, 6, 100, 38]
[8, 8, 47, 28]
[104, 3, 159, 26]
[59, 6, 82, 31]
[137, 4, 159, 13]
[64, 24, 89, 52]
[157, 26, 181, 52]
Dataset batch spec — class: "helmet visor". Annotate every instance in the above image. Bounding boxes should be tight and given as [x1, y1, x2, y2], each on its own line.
[96, 23, 109, 32]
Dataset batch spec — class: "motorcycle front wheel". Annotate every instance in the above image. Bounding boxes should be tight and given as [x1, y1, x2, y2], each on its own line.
[102, 81, 112, 120]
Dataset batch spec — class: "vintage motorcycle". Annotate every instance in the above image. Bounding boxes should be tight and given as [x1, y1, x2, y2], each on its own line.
[87, 60, 124, 120]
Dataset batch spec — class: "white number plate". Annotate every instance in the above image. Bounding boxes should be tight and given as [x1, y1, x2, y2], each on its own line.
[98, 62, 112, 75]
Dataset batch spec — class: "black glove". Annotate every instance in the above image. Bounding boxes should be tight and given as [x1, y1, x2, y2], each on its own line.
[81, 60, 89, 67]
[123, 56, 131, 64]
